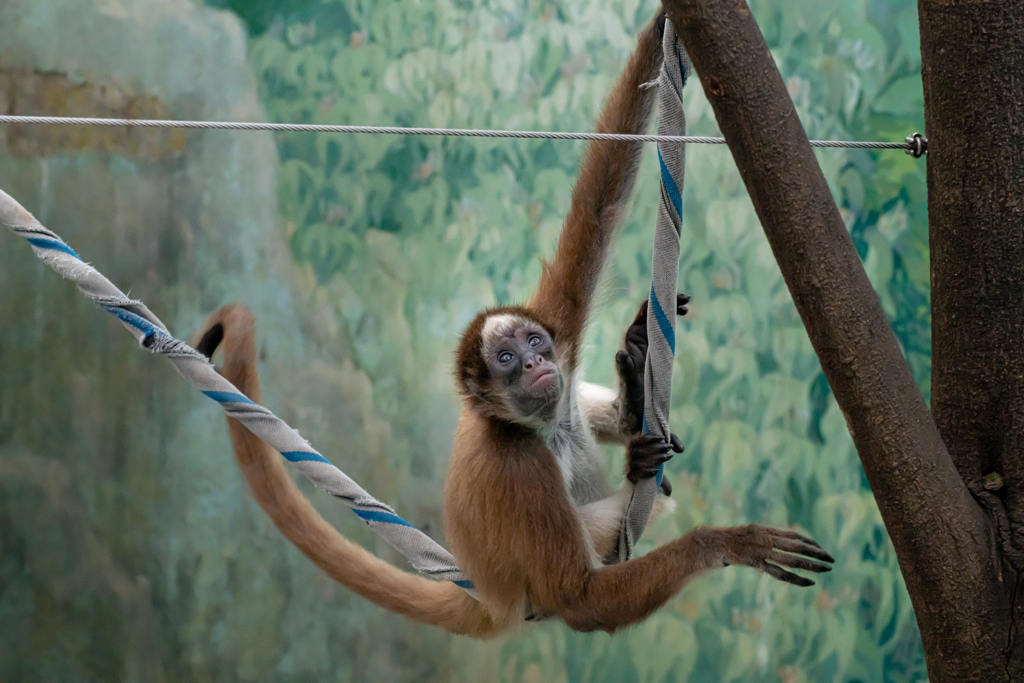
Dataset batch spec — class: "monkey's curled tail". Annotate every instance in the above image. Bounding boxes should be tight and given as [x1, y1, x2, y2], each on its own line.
[195, 304, 498, 638]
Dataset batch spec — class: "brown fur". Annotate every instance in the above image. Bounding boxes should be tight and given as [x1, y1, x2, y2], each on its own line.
[442, 14, 831, 631]
[198, 304, 499, 637]
[528, 18, 664, 372]
[443, 402, 829, 632]
[197, 15, 832, 638]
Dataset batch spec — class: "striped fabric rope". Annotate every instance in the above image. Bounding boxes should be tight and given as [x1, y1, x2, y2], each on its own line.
[616, 20, 691, 562]
[0, 187, 473, 592]
[0, 114, 917, 151]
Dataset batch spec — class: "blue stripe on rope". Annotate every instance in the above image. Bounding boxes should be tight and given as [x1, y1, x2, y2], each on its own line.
[202, 390, 256, 405]
[104, 306, 158, 338]
[282, 450, 333, 465]
[27, 236, 80, 259]
[657, 148, 683, 218]
[454, 579, 475, 589]
[649, 286, 676, 354]
[646, 285, 675, 489]
[353, 508, 415, 528]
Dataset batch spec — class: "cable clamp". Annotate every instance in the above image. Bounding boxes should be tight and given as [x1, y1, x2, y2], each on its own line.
[905, 132, 928, 158]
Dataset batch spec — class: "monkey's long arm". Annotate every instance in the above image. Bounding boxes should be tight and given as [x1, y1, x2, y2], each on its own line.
[197, 305, 498, 638]
[529, 17, 663, 369]
[491, 450, 832, 632]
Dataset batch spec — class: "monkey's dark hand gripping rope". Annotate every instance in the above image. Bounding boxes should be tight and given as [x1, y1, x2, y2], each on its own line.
[0, 187, 474, 593]
[615, 21, 691, 561]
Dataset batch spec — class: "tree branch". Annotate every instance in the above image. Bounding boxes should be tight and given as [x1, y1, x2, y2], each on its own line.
[661, 0, 1001, 677]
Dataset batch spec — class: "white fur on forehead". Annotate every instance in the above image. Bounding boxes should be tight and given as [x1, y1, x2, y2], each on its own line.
[481, 313, 531, 345]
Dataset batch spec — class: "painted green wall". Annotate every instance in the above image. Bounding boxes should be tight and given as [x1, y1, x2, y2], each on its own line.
[0, 0, 929, 680]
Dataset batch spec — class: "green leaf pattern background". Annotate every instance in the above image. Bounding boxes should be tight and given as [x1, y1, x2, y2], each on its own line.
[0, 0, 931, 678]
[203, 0, 930, 679]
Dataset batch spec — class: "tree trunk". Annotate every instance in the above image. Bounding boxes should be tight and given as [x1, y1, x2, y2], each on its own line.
[921, 0, 1024, 678]
[661, 0, 1013, 679]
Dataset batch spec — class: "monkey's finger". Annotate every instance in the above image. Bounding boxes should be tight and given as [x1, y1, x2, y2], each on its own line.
[625, 332, 648, 356]
[627, 466, 662, 483]
[660, 476, 672, 496]
[629, 465, 662, 479]
[624, 343, 646, 364]
[626, 326, 649, 343]
[769, 552, 832, 573]
[653, 439, 677, 454]
[630, 450, 675, 467]
[625, 349, 648, 371]
[632, 433, 666, 448]
[772, 528, 825, 549]
[669, 434, 685, 453]
[772, 537, 835, 564]
[621, 357, 644, 396]
[676, 294, 691, 317]
[616, 350, 633, 374]
[628, 459, 671, 482]
[628, 457, 674, 483]
[633, 444, 675, 460]
[759, 562, 815, 587]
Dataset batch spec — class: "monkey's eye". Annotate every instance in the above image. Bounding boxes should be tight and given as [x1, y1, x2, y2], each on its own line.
[528, 335, 543, 347]
[498, 351, 514, 364]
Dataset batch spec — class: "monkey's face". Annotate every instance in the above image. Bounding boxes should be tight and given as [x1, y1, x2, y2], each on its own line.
[480, 315, 563, 423]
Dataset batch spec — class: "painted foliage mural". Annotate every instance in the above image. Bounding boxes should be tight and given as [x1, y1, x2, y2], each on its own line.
[0, 0, 928, 680]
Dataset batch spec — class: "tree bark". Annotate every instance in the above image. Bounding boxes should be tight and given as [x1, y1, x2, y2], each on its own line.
[661, 0, 1002, 679]
[922, 0, 1024, 678]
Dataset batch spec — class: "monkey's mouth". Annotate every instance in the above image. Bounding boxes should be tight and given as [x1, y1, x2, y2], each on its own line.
[531, 369, 557, 389]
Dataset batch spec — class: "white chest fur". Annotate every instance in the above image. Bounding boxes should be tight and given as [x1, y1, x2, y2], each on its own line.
[545, 378, 608, 506]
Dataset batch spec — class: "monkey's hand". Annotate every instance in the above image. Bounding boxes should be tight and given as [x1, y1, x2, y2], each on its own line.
[715, 525, 835, 587]
[616, 293, 691, 434]
[626, 433, 683, 498]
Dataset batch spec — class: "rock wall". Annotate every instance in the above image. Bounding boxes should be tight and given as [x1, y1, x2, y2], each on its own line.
[0, 1, 459, 680]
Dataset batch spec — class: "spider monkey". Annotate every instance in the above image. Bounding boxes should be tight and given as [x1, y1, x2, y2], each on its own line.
[195, 11, 833, 638]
